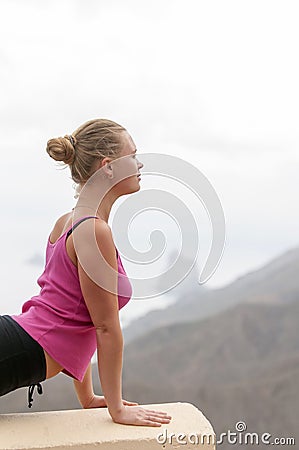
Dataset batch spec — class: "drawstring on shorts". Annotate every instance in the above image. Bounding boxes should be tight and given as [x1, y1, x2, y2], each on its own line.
[28, 383, 43, 408]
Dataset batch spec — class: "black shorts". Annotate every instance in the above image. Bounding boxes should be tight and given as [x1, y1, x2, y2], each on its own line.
[0, 314, 47, 407]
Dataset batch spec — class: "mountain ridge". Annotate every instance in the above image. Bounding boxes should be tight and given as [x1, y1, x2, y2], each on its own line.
[123, 245, 299, 343]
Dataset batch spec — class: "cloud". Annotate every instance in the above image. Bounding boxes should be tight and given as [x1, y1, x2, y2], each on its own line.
[0, 0, 298, 313]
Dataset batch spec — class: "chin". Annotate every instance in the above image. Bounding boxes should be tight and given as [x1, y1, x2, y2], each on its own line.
[128, 183, 141, 194]
[118, 179, 140, 196]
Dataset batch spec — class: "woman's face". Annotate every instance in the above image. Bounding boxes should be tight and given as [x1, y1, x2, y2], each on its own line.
[112, 131, 143, 195]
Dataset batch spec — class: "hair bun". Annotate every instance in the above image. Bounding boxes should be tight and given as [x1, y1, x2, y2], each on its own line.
[46, 135, 76, 165]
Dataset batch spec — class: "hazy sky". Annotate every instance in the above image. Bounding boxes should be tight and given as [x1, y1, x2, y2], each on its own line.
[0, 0, 298, 324]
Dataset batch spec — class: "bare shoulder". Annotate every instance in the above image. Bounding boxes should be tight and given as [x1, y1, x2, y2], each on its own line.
[78, 218, 118, 270]
[94, 220, 116, 260]
[70, 216, 116, 262]
[49, 211, 73, 242]
[54, 211, 73, 228]
[94, 217, 112, 234]
[77, 219, 118, 299]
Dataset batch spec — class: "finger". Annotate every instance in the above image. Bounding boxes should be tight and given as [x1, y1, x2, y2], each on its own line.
[142, 420, 162, 427]
[144, 409, 172, 418]
[144, 409, 169, 414]
[144, 415, 171, 424]
[147, 414, 172, 421]
[144, 413, 171, 421]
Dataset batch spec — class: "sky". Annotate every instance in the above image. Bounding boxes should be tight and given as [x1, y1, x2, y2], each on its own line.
[0, 0, 298, 325]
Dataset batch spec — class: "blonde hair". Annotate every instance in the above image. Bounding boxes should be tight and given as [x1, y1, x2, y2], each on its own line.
[46, 118, 127, 184]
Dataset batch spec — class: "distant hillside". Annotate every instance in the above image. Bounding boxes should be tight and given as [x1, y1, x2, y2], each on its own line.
[122, 300, 299, 447]
[123, 246, 299, 343]
[123, 300, 299, 390]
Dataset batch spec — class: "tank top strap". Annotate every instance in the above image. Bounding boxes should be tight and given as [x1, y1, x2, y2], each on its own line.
[66, 216, 99, 238]
[65, 215, 118, 258]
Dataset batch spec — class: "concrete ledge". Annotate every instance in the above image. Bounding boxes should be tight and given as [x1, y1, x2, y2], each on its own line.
[0, 402, 216, 449]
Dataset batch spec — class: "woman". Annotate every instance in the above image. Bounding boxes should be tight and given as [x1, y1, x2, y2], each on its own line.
[0, 118, 172, 427]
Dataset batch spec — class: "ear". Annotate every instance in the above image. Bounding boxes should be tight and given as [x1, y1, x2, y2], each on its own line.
[94, 158, 114, 179]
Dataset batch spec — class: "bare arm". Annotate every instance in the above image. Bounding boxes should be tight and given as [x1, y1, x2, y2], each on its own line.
[73, 362, 95, 408]
[76, 219, 172, 426]
[77, 220, 123, 417]
[95, 322, 124, 416]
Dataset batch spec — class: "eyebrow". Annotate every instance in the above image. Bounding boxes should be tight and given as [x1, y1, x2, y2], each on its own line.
[133, 149, 137, 153]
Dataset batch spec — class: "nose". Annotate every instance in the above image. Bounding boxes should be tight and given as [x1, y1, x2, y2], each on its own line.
[137, 159, 144, 170]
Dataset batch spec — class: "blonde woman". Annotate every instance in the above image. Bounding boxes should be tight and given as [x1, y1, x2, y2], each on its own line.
[1, 119, 172, 427]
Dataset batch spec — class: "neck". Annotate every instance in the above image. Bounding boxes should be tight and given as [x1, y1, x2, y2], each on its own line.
[74, 190, 118, 223]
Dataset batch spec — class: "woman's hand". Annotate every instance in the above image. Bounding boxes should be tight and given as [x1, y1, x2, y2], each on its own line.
[84, 395, 139, 409]
[110, 405, 172, 427]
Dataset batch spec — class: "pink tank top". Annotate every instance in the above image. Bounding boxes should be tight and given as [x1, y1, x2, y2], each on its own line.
[11, 216, 132, 382]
